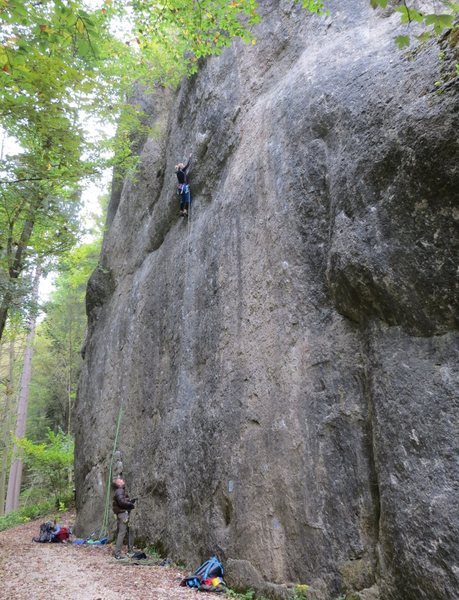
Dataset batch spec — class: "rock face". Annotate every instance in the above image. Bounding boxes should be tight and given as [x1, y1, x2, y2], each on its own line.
[74, 1, 458, 598]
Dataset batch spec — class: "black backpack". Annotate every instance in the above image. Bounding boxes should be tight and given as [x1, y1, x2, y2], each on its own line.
[33, 521, 55, 543]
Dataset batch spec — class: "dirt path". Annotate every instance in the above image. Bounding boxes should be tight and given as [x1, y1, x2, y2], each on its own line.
[0, 514, 200, 599]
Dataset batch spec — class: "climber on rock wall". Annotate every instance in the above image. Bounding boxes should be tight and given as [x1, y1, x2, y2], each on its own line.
[175, 153, 192, 217]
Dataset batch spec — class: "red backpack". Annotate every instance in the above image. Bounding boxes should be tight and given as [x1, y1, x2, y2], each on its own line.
[54, 527, 70, 542]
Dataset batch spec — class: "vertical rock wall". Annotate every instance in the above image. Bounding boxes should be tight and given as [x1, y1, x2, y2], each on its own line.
[75, 1, 458, 598]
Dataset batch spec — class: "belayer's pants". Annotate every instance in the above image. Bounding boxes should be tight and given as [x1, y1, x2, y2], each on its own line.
[115, 511, 133, 555]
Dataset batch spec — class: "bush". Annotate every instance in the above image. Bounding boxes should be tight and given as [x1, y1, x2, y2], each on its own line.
[225, 591, 255, 599]
[146, 544, 162, 558]
[15, 430, 74, 504]
[0, 500, 54, 532]
[225, 590, 270, 600]
[0, 489, 74, 532]
[293, 585, 309, 600]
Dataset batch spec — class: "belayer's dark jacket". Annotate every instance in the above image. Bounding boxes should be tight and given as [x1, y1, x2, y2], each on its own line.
[112, 487, 135, 514]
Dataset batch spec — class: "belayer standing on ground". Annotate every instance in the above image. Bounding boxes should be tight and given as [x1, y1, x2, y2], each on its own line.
[112, 477, 136, 559]
[175, 153, 192, 217]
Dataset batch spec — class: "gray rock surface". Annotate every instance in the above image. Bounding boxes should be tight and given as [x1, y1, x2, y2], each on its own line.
[74, 1, 458, 598]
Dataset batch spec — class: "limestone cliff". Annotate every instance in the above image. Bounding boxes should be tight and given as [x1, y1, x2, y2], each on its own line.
[74, 1, 458, 598]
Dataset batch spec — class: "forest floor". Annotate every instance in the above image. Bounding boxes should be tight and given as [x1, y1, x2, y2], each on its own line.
[0, 511, 201, 599]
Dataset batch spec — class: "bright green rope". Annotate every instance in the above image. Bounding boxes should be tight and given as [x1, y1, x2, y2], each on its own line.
[100, 403, 124, 538]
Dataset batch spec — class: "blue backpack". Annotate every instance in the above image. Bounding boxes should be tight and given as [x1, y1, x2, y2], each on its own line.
[180, 555, 224, 588]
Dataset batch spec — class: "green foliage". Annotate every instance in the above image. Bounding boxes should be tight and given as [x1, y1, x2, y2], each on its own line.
[0, 127, 86, 342]
[225, 590, 255, 599]
[370, 0, 458, 47]
[292, 584, 309, 600]
[395, 34, 411, 48]
[225, 590, 269, 600]
[0, 1, 115, 339]
[0, 150, 83, 325]
[14, 430, 74, 502]
[0, 0, 113, 173]
[370, 0, 389, 7]
[146, 544, 162, 558]
[27, 238, 101, 439]
[396, 5, 424, 24]
[0, 498, 54, 531]
[299, 0, 328, 15]
[424, 13, 455, 35]
[126, 0, 261, 78]
[0, 486, 74, 531]
[226, 584, 309, 600]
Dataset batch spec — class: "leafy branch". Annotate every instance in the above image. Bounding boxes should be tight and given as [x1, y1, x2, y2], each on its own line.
[370, 0, 458, 48]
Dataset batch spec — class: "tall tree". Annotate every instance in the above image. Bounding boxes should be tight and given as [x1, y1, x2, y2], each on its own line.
[0, 0, 116, 343]
[0, 151, 82, 342]
[4, 266, 41, 513]
[0, 335, 20, 514]
[0, 311, 28, 514]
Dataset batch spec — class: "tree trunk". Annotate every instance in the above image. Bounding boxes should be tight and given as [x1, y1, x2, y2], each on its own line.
[5, 267, 41, 513]
[67, 312, 73, 435]
[0, 338, 16, 515]
[0, 303, 10, 345]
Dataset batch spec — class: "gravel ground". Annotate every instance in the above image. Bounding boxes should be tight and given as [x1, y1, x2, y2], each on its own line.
[0, 513, 201, 599]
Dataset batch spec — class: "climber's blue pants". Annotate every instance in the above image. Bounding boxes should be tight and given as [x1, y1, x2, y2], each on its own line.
[180, 184, 191, 211]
